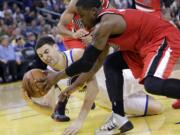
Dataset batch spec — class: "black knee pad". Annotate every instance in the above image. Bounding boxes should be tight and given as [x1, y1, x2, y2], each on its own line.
[144, 76, 164, 95]
[144, 76, 180, 98]
[104, 52, 128, 72]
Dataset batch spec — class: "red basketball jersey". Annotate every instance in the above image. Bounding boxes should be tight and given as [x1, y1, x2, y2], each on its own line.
[98, 9, 180, 80]
[98, 8, 179, 52]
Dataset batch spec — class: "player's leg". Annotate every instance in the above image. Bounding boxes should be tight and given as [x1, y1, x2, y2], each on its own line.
[95, 51, 133, 135]
[142, 38, 180, 99]
[46, 66, 70, 121]
[123, 70, 164, 116]
[124, 91, 164, 116]
[170, 70, 180, 109]
[51, 95, 70, 122]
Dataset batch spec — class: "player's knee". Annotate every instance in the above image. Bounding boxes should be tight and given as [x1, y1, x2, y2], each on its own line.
[144, 76, 162, 95]
[144, 79, 155, 94]
[147, 100, 164, 115]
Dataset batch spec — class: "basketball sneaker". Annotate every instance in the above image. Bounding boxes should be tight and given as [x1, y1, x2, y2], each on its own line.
[51, 98, 70, 122]
[51, 110, 70, 122]
[95, 112, 133, 135]
[172, 99, 180, 109]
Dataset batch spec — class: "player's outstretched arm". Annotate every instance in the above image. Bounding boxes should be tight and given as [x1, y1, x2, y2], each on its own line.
[61, 77, 99, 135]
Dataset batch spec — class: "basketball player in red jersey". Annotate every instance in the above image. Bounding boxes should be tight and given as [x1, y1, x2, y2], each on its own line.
[37, 0, 180, 134]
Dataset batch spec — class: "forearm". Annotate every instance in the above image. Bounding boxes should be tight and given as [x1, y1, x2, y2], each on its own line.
[55, 70, 69, 84]
[65, 45, 103, 77]
[57, 23, 74, 38]
[76, 79, 99, 122]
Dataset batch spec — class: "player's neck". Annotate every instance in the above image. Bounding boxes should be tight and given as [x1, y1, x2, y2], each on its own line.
[52, 53, 66, 71]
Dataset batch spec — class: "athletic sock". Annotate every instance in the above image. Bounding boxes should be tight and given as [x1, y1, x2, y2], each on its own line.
[112, 100, 125, 116]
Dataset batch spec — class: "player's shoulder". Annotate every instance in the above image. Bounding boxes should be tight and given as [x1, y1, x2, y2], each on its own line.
[71, 48, 84, 56]
[71, 48, 84, 61]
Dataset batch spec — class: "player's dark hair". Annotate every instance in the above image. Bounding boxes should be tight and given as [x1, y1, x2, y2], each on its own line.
[35, 36, 55, 50]
[76, 0, 101, 9]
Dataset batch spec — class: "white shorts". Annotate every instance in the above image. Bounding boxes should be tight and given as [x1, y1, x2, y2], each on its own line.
[96, 68, 144, 99]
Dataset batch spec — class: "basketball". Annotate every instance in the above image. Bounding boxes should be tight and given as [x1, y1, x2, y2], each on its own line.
[22, 69, 48, 97]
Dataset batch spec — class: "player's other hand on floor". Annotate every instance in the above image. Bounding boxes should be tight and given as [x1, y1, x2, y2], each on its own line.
[61, 120, 82, 135]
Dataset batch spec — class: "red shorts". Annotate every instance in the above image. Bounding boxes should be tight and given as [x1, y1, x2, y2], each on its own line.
[63, 39, 85, 50]
[122, 30, 180, 84]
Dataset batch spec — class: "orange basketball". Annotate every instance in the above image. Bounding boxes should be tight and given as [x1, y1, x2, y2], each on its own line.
[22, 69, 48, 98]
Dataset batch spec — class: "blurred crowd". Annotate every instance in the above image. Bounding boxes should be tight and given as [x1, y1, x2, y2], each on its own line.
[0, 0, 66, 83]
[0, 0, 179, 83]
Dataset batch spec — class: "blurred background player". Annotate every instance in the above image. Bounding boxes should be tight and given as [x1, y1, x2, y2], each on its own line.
[22, 35, 98, 122]
[57, 0, 110, 50]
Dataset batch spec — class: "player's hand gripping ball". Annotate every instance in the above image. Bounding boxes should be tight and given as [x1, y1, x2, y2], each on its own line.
[22, 69, 49, 98]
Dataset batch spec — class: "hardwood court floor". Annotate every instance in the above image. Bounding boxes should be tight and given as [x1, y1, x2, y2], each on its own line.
[0, 82, 179, 135]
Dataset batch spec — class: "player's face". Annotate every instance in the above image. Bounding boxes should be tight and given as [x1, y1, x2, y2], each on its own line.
[37, 44, 59, 66]
[77, 7, 97, 29]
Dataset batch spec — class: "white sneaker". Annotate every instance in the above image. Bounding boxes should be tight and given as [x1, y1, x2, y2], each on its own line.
[94, 113, 133, 135]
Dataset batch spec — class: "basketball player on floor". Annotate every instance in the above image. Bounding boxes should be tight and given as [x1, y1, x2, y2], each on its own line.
[23, 0, 112, 122]
[42, 0, 111, 121]
[23, 35, 163, 135]
[38, 0, 111, 121]
[36, 0, 180, 134]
